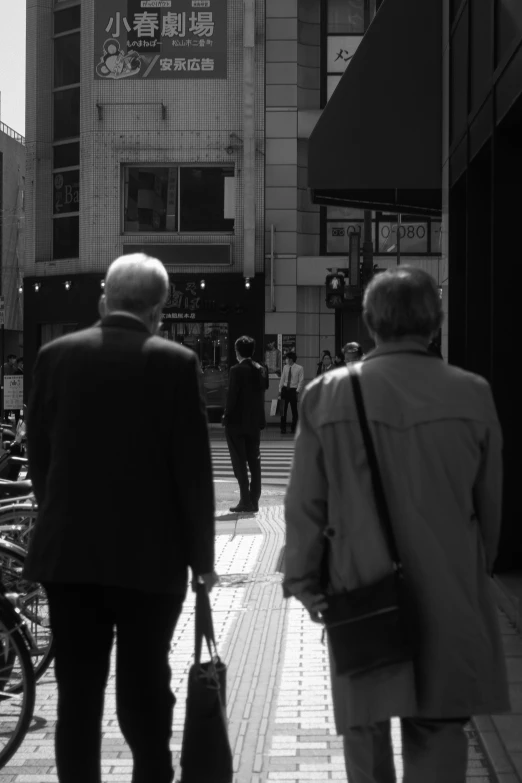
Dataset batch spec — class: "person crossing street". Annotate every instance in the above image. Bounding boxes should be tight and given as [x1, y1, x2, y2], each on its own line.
[279, 352, 304, 434]
[223, 335, 267, 513]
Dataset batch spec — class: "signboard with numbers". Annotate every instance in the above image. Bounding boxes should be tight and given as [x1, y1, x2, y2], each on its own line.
[94, 0, 227, 80]
[3, 376, 23, 412]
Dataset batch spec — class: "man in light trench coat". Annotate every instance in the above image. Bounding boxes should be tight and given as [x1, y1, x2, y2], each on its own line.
[283, 266, 510, 783]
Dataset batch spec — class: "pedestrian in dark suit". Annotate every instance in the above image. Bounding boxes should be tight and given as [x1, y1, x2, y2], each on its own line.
[223, 335, 266, 513]
[23, 253, 218, 783]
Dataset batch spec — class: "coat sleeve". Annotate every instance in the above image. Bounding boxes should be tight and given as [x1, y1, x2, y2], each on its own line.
[171, 354, 215, 576]
[26, 349, 52, 505]
[283, 384, 328, 599]
[473, 381, 503, 573]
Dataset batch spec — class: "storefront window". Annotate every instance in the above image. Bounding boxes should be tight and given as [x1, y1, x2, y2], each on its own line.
[123, 166, 235, 233]
[53, 215, 79, 259]
[377, 217, 429, 254]
[160, 321, 229, 408]
[324, 208, 440, 255]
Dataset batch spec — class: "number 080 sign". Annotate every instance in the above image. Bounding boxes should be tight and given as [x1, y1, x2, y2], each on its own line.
[94, 0, 227, 80]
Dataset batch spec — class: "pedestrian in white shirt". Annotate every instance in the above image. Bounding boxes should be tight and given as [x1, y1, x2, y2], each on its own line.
[278, 352, 304, 434]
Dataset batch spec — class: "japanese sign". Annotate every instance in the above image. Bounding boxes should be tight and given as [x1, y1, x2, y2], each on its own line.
[94, 0, 227, 80]
[327, 35, 363, 74]
[3, 376, 23, 411]
[164, 281, 202, 311]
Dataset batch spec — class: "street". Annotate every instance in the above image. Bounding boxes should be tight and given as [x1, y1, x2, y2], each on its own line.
[0, 491, 496, 782]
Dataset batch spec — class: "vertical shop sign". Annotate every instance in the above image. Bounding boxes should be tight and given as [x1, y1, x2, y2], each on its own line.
[94, 0, 227, 80]
[3, 376, 23, 412]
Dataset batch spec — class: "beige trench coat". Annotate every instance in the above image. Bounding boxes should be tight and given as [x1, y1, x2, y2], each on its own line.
[283, 342, 510, 731]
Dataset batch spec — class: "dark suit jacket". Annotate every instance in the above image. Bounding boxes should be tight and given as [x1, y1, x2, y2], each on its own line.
[23, 314, 215, 595]
[224, 359, 266, 434]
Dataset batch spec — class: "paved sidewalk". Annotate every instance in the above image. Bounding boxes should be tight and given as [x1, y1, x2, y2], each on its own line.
[0, 503, 516, 782]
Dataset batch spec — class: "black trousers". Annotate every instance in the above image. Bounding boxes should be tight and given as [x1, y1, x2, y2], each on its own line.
[44, 582, 184, 783]
[225, 427, 261, 505]
[281, 388, 298, 432]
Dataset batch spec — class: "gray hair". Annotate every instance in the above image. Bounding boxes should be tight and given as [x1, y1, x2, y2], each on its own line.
[104, 253, 169, 314]
[363, 266, 443, 341]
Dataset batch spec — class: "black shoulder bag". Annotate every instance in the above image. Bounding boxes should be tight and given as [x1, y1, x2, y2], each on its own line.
[179, 584, 233, 783]
[321, 369, 415, 678]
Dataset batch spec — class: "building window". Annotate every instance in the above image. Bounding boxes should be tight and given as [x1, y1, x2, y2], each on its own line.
[53, 141, 80, 169]
[53, 170, 80, 214]
[123, 166, 235, 233]
[53, 88, 80, 141]
[54, 32, 80, 87]
[53, 215, 79, 259]
[54, 5, 80, 35]
[323, 207, 442, 256]
[323, 0, 365, 105]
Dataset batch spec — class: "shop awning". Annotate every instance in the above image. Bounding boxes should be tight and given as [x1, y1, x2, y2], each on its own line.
[309, 0, 442, 216]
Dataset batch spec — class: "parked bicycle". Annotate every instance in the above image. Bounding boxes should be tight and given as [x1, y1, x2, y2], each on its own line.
[0, 575, 36, 768]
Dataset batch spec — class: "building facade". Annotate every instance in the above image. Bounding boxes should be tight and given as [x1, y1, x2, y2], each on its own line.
[0, 121, 25, 362]
[24, 0, 443, 422]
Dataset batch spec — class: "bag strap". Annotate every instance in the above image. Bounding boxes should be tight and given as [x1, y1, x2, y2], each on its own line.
[350, 368, 402, 569]
[194, 583, 218, 665]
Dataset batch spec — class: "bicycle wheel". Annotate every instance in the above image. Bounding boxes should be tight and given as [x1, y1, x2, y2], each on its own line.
[0, 504, 37, 550]
[0, 603, 36, 768]
[0, 543, 54, 682]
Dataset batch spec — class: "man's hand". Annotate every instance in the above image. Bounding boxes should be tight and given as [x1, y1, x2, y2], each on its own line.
[192, 571, 220, 593]
[296, 592, 328, 624]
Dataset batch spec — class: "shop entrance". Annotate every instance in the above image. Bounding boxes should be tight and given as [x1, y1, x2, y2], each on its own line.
[161, 320, 229, 419]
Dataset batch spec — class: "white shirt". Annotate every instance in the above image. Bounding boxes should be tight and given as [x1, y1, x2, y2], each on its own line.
[279, 363, 304, 394]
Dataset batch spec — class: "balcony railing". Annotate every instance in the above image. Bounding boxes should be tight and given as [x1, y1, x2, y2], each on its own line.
[0, 121, 25, 145]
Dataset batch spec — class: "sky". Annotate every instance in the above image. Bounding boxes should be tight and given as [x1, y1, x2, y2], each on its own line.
[0, 0, 26, 135]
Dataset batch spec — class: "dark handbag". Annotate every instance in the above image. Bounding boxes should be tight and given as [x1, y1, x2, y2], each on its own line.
[179, 584, 233, 783]
[321, 369, 415, 677]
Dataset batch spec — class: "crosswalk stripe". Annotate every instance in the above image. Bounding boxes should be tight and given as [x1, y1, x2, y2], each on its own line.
[211, 441, 294, 485]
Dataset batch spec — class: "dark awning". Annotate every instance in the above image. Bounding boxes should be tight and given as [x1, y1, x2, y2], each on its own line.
[309, 0, 442, 216]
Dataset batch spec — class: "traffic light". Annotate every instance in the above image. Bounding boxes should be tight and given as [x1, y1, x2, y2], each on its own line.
[325, 270, 345, 309]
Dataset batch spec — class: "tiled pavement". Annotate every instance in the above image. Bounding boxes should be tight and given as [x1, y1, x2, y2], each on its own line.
[1, 504, 519, 782]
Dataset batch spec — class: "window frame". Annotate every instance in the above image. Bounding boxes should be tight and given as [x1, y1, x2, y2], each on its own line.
[321, 209, 442, 256]
[321, 0, 368, 108]
[121, 164, 236, 235]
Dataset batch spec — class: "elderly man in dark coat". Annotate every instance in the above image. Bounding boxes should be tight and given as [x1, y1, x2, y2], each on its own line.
[283, 266, 510, 783]
[24, 253, 218, 783]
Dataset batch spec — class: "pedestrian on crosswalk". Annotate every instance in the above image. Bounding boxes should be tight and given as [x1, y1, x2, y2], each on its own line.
[223, 335, 266, 513]
[278, 352, 304, 434]
[283, 266, 510, 783]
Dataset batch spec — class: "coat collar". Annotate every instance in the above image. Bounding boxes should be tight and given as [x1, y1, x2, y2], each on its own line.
[363, 340, 430, 362]
[99, 313, 151, 335]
